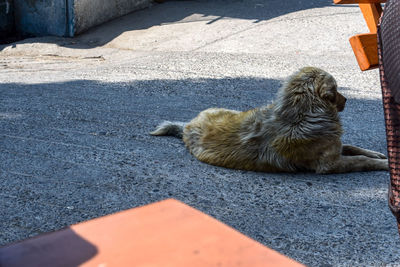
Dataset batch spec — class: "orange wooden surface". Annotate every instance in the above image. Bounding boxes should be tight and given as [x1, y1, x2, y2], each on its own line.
[0, 199, 304, 267]
[349, 33, 378, 70]
[333, 0, 386, 4]
[359, 3, 383, 32]
[333, 0, 384, 71]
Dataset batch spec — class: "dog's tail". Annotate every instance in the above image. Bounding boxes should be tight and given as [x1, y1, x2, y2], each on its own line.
[150, 121, 186, 138]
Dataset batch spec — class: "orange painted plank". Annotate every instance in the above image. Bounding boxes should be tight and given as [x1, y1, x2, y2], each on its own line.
[0, 199, 304, 267]
[359, 3, 383, 33]
[333, 0, 386, 4]
[349, 33, 378, 71]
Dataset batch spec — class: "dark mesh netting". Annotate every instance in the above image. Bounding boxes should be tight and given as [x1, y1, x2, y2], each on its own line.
[378, 0, 400, 234]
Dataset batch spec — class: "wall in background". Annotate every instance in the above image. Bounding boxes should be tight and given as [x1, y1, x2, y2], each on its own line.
[7, 0, 152, 38]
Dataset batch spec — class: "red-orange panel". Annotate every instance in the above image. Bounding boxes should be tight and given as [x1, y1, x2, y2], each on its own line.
[0, 199, 304, 267]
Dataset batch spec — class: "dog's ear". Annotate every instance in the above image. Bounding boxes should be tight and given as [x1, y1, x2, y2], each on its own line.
[291, 83, 310, 105]
[315, 76, 337, 102]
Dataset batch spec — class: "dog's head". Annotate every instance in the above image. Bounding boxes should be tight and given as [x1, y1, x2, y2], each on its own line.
[284, 67, 346, 112]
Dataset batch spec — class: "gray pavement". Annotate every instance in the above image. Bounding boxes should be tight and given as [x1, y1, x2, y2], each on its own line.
[1, 0, 399, 266]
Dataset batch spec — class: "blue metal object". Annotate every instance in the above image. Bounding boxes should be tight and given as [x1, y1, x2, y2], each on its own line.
[65, 0, 74, 37]
[5, 0, 151, 38]
[14, 0, 73, 37]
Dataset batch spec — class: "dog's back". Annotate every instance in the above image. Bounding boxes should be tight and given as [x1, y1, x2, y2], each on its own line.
[182, 107, 294, 172]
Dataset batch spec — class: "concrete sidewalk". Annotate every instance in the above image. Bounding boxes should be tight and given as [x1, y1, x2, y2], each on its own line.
[1, 0, 399, 266]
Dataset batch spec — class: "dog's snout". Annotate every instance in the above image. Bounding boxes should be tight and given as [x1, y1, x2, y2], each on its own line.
[337, 93, 346, 112]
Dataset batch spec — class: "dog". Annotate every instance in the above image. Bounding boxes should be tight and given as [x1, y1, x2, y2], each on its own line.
[150, 67, 388, 173]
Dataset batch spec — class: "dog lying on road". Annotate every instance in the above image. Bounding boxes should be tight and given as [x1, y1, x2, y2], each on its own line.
[151, 67, 388, 173]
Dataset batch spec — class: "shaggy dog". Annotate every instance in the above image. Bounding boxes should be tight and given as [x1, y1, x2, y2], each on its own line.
[151, 67, 388, 173]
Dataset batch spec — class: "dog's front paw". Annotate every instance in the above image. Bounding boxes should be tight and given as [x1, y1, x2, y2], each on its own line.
[380, 158, 389, 171]
[369, 151, 388, 159]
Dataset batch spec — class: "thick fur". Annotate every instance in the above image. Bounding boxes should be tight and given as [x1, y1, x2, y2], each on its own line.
[151, 67, 388, 174]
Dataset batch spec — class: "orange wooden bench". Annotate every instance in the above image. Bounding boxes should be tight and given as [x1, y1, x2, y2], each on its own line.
[0, 199, 304, 267]
[334, 0, 386, 71]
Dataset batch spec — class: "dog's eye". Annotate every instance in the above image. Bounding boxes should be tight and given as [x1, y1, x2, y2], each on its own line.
[333, 93, 338, 102]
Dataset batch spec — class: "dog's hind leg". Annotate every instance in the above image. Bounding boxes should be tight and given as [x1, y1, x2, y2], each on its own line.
[341, 144, 387, 159]
[317, 155, 389, 174]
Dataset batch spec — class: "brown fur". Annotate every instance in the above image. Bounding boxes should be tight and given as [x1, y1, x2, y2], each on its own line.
[151, 67, 388, 173]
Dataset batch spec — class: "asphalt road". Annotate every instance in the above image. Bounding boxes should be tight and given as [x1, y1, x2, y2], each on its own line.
[1, 0, 399, 266]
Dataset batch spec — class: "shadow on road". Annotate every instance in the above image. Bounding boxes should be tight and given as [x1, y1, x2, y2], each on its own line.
[1, 77, 396, 265]
[75, 0, 333, 46]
